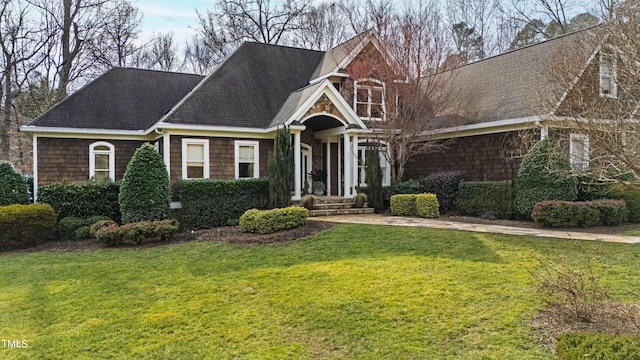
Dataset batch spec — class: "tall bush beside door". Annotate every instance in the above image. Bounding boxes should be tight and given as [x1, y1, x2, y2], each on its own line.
[365, 147, 384, 211]
[118, 143, 171, 223]
[268, 125, 294, 208]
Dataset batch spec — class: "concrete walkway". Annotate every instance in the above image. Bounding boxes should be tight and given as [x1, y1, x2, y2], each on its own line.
[311, 214, 640, 244]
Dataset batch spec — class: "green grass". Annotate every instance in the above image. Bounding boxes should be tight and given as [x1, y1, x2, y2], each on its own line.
[1, 224, 640, 359]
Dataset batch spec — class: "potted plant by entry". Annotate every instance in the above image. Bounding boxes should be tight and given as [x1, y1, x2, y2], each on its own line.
[353, 192, 367, 208]
[300, 194, 316, 210]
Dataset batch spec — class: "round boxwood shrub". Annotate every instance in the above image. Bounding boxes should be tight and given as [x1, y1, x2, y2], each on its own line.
[118, 143, 171, 223]
[0, 161, 29, 206]
[515, 137, 578, 219]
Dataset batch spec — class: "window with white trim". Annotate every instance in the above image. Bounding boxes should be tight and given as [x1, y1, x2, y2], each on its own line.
[89, 141, 115, 181]
[235, 140, 259, 179]
[354, 79, 385, 120]
[356, 144, 391, 187]
[599, 50, 617, 98]
[182, 139, 209, 179]
[570, 133, 589, 171]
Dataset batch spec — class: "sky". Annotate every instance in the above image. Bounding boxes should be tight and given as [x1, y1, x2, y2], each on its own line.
[135, 0, 208, 43]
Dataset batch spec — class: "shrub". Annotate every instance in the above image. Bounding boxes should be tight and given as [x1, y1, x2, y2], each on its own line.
[90, 220, 117, 238]
[390, 194, 417, 216]
[57, 215, 113, 241]
[57, 217, 87, 241]
[118, 143, 171, 224]
[415, 193, 439, 218]
[589, 199, 629, 226]
[364, 147, 384, 212]
[74, 226, 91, 240]
[38, 180, 120, 222]
[179, 178, 269, 229]
[456, 181, 514, 219]
[0, 161, 29, 206]
[556, 332, 640, 360]
[607, 183, 640, 223]
[515, 137, 578, 219]
[392, 178, 423, 195]
[421, 171, 467, 213]
[532, 199, 628, 228]
[239, 206, 308, 234]
[0, 204, 56, 246]
[533, 241, 610, 323]
[268, 125, 293, 208]
[95, 219, 179, 246]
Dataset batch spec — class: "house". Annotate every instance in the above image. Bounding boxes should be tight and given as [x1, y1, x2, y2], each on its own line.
[21, 27, 615, 204]
[21, 31, 393, 204]
[405, 27, 606, 182]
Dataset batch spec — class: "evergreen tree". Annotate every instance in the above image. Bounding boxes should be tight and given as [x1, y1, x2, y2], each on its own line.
[118, 143, 171, 223]
[365, 147, 384, 211]
[268, 125, 294, 208]
[0, 161, 29, 206]
[515, 137, 578, 219]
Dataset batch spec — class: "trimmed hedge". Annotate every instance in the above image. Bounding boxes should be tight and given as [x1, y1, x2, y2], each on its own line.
[532, 199, 628, 227]
[415, 193, 439, 218]
[179, 178, 270, 229]
[390, 194, 417, 216]
[607, 184, 640, 223]
[95, 219, 180, 246]
[38, 180, 121, 222]
[119, 143, 171, 223]
[0, 204, 57, 246]
[0, 161, 29, 206]
[392, 179, 423, 195]
[556, 332, 640, 360]
[239, 206, 308, 234]
[456, 181, 514, 219]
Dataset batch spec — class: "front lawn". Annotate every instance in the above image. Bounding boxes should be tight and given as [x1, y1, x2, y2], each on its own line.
[1, 224, 639, 359]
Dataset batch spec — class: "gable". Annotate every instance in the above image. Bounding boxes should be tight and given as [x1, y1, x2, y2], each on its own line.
[161, 42, 324, 129]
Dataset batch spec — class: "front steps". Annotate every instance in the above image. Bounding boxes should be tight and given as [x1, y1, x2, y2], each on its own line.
[294, 196, 375, 217]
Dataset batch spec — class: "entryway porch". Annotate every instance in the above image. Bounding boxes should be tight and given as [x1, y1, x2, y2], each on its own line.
[292, 196, 375, 217]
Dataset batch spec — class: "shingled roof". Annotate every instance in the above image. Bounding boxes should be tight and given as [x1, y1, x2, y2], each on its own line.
[433, 27, 600, 128]
[160, 42, 324, 129]
[26, 68, 203, 131]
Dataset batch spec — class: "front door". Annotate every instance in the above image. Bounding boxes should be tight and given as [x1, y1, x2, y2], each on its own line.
[301, 144, 312, 194]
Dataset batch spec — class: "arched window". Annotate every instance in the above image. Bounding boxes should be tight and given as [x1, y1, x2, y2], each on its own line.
[89, 141, 115, 181]
[354, 79, 385, 120]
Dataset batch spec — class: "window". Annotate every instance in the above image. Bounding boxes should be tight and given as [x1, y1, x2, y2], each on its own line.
[354, 79, 385, 120]
[599, 50, 617, 98]
[570, 133, 589, 171]
[89, 142, 115, 181]
[356, 145, 391, 187]
[235, 140, 259, 179]
[182, 139, 209, 179]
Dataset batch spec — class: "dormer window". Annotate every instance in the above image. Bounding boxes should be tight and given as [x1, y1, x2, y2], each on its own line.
[354, 79, 385, 120]
[599, 49, 617, 98]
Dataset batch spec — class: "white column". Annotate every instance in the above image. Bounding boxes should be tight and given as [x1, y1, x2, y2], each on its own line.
[352, 134, 358, 195]
[343, 134, 351, 198]
[293, 131, 302, 200]
[32, 135, 38, 202]
[163, 132, 171, 178]
[337, 139, 342, 197]
[326, 141, 331, 196]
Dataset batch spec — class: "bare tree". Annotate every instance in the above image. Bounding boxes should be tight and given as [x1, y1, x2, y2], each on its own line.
[291, 2, 349, 50]
[446, 0, 500, 59]
[338, 0, 395, 40]
[0, 0, 49, 167]
[342, 1, 458, 183]
[27, 0, 109, 101]
[215, 0, 311, 44]
[184, 9, 236, 74]
[544, 0, 640, 186]
[89, 0, 142, 69]
[142, 32, 181, 72]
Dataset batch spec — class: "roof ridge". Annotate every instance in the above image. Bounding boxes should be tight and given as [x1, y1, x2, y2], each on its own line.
[115, 66, 202, 77]
[241, 40, 325, 54]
